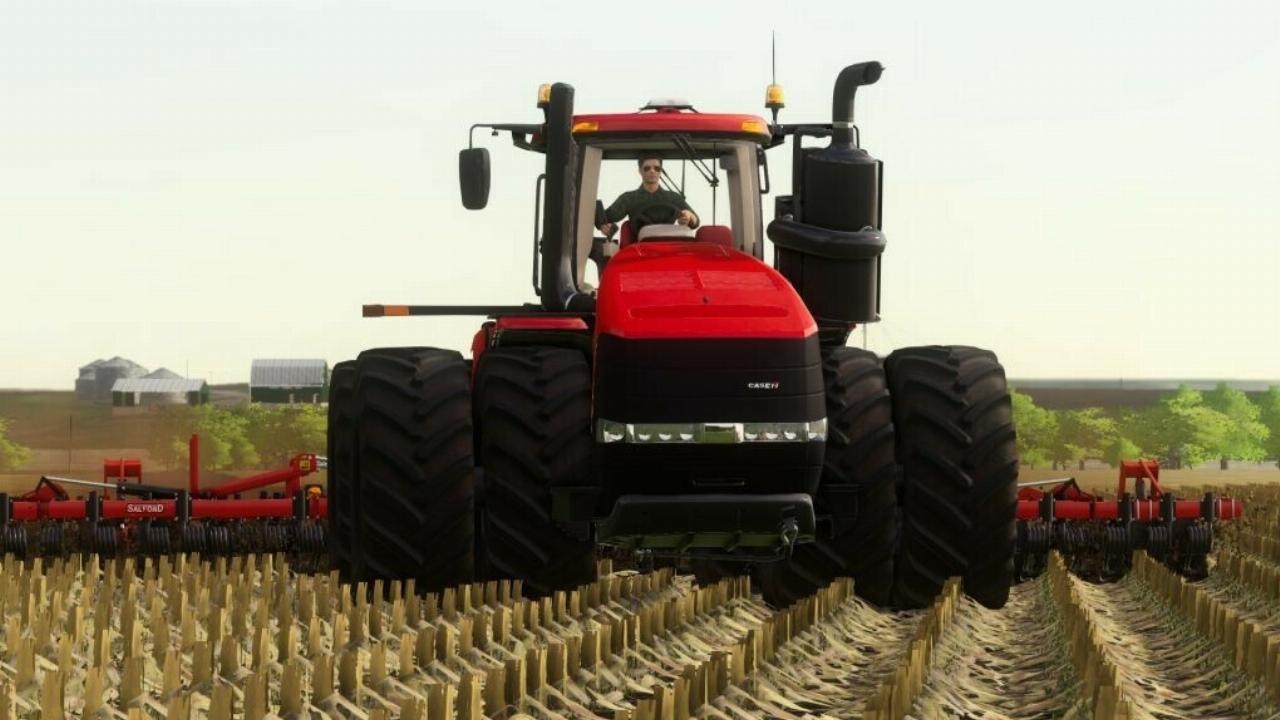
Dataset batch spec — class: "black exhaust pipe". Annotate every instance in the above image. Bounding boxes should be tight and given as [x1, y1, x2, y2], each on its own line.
[831, 62, 883, 146]
[540, 83, 594, 312]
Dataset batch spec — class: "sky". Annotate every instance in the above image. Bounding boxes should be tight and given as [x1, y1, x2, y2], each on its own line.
[1, 0, 1278, 389]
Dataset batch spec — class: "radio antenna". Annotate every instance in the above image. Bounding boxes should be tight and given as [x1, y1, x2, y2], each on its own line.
[766, 32, 784, 124]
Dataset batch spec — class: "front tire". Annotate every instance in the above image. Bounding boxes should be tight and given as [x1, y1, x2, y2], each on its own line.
[755, 347, 900, 607]
[885, 346, 1018, 609]
[326, 360, 356, 580]
[351, 348, 475, 590]
[474, 347, 596, 596]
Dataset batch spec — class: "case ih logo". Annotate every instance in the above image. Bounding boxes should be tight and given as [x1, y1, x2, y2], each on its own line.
[125, 503, 165, 514]
[747, 382, 780, 390]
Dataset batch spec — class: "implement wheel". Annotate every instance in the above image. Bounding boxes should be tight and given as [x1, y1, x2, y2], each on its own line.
[885, 345, 1018, 609]
[755, 347, 900, 607]
[351, 347, 475, 590]
[474, 347, 596, 596]
[327, 360, 356, 580]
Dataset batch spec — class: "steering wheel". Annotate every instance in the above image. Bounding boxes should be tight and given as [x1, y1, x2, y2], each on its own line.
[596, 200, 694, 240]
[633, 201, 694, 233]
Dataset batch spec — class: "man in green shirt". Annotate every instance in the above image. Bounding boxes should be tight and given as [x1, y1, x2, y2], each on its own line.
[596, 155, 700, 237]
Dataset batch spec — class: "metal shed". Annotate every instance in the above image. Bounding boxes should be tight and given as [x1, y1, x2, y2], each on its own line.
[111, 377, 209, 408]
[250, 359, 329, 403]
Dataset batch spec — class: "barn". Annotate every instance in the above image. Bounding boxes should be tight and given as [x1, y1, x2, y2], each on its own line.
[250, 359, 329, 403]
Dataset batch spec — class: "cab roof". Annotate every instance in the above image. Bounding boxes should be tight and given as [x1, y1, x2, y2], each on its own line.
[570, 107, 772, 144]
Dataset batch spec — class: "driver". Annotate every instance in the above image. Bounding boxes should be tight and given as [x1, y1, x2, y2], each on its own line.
[596, 155, 699, 237]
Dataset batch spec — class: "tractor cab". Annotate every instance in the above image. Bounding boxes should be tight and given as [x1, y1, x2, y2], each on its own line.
[569, 106, 772, 292]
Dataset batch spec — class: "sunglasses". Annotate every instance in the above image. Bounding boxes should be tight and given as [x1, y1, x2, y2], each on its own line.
[642, 165, 662, 172]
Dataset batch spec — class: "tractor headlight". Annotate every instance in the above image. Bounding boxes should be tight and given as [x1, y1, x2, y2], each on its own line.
[597, 420, 627, 443]
[597, 419, 826, 444]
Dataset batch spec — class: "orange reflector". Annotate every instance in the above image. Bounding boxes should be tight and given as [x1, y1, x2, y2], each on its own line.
[384, 305, 410, 316]
[572, 120, 599, 133]
[741, 120, 768, 135]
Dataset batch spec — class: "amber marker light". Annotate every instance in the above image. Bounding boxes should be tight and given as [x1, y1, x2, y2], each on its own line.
[766, 83, 786, 110]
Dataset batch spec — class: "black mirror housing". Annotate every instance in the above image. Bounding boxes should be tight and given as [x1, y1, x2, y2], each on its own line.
[459, 148, 490, 210]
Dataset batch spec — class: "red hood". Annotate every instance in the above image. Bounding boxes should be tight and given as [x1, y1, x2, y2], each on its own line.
[595, 242, 816, 340]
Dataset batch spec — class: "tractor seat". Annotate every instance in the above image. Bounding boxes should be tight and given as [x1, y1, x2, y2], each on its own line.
[619, 220, 735, 249]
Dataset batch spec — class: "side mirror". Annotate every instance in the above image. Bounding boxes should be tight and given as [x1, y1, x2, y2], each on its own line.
[459, 148, 490, 210]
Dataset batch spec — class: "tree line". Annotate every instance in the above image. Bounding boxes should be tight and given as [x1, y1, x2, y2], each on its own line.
[1012, 384, 1280, 470]
[146, 404, 326, 472]
[5, 385, 1279, 474]
[0, 417, 33, 472]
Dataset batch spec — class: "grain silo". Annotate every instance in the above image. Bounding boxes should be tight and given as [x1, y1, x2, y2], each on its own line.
[77, 356, 148, 403]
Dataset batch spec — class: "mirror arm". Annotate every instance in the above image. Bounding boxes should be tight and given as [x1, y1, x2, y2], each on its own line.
[469, 123, 544, 149]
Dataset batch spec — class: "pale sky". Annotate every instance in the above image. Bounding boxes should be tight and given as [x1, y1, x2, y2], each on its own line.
[2, 0, 1278, 389]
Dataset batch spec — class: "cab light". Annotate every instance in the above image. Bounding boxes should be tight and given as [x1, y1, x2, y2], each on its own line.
[741, 120, 767, 135]
[572, 120, 599, 133]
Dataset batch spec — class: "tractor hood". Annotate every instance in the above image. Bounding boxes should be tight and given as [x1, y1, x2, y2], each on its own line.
[595, 242, 817, 340]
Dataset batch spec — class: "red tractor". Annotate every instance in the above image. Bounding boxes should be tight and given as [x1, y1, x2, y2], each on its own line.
[327, 62, 1020, 609]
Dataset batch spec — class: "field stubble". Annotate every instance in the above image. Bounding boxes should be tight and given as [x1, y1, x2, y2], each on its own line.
[2, 484, 1280, 717]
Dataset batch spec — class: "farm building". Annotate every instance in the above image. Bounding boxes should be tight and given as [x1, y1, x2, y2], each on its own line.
[110, 373, 209, 410]
[1011, 378, 1280, 410]
[250, 359, 329, 403]
[76, 356, 148, 403]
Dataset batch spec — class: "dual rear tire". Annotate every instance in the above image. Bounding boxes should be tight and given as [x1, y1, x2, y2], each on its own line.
[330, 345, 594, 596]
[473, 347, 597, 595]
[331, 348, 475, 590]
[757, 345, 1018, 610]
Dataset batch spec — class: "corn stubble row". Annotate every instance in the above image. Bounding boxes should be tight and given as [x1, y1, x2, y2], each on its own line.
[0, 551, 942, 720]
[6, 481, 1280, 719]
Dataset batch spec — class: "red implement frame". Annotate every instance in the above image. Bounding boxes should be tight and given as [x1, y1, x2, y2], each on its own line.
[186, 434, 319, 498]
[1015, 461, 1243, 523]
[8, 496, 326, 521]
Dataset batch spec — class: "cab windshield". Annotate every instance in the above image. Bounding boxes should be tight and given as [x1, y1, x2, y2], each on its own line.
[574, 139, 765, 287]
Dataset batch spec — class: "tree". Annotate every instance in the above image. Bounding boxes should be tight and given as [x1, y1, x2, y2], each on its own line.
[1103, 436, 1143, 467]
[242, 404, 327, 468]
[1253, 386, 1280, 469]
[1010, 389, 1056, 469]
[148, 405, 258, 471]
[1056, 408, 1120, 470]
[1203, 383, 1269, 469]
[1125, 386, 1233, 469]
[0, 417, 33, 472]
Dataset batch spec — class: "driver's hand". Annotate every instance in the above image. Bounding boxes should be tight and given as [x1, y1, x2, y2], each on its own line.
[676, 210, 695, 226]
[597, 222, 616, 237]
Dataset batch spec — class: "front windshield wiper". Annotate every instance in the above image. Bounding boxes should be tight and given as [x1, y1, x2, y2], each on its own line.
[671, 135, 719, 190]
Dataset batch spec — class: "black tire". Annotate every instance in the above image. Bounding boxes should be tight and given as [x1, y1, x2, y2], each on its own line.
[351, 347, 475, 590]
[885, 346, 1018, 609]
[474, 346, 596, 596]
[755, 347, 900, 607]
[327, 360, 356, 580]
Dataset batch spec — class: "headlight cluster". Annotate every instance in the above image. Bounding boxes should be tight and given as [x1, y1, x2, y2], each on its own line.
[596, 419, 826, 444]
